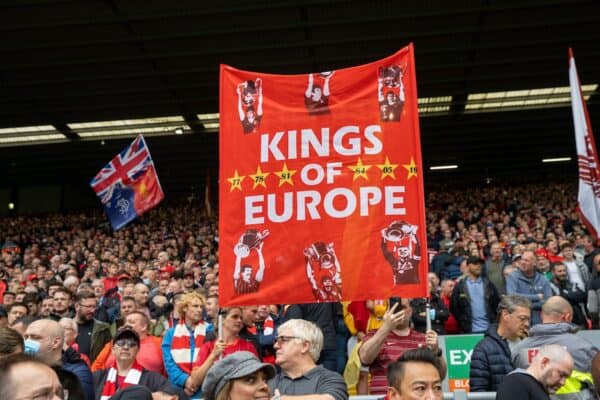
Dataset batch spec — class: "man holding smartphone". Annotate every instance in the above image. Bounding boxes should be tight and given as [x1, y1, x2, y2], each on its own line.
[358, 298, 441, 395]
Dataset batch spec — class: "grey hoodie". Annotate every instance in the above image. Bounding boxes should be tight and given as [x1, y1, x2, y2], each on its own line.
[511, 322, 598, 371]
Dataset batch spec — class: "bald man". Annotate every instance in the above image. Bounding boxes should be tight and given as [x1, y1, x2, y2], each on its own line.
[134, 283, 151, 317]
[25, 319, 94, 400]
[498, 345, 574, 400]
[0, 353, 63, 400]
[511, 296, 598, 398]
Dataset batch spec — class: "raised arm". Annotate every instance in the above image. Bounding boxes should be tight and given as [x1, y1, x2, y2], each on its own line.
[233, 243, 243, 283]
[255, 242, 266, 282]
[256, 78, 263, 116]
[323, 72, 334, 97]
[377, 78, 384, 102]
[305, 73, 314, 98]
[358, 303, 402, 365]
[237, 86, 245, 121]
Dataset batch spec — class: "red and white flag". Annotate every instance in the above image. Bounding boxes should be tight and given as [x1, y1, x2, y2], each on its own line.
[570, 49, 600, 239]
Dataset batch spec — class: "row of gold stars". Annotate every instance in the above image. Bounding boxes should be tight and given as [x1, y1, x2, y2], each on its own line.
[227, 157, 418, 191]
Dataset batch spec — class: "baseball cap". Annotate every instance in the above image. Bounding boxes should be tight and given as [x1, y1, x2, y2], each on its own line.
[113, 327, 140, 347]
[202, 352, 276, 400]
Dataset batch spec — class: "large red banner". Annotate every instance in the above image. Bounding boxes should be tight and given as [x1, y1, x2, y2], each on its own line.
[219, 44, 427, 306]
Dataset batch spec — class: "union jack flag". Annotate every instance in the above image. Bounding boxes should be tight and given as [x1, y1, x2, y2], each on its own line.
[91, 135, 152, 203]
[90, 135, 164, 230]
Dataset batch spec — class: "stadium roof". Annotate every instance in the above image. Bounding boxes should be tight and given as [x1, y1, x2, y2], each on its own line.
[1, 0, 599, 189]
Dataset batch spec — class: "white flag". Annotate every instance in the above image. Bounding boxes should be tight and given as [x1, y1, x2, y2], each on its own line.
[570, 49, 600, 239]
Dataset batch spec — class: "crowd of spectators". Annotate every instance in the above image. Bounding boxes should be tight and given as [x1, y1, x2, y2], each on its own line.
[1, 182, 600, 399]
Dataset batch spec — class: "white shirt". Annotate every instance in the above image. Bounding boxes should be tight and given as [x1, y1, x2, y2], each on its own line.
[564, 260, 585, 291]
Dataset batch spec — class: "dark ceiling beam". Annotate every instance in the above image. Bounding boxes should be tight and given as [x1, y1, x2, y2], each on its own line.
[0, 0, 348, 30]
[52, 123, 80, 141]
[3, 15, 600, 70]
[3, 6, 595, 53]
[4, 34, 599, 87]
[0, 0, 587, 33]
[183, 114, 202, 133]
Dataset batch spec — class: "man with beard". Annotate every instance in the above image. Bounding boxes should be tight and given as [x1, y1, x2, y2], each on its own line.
[74, 290, 112, 363]
[51, 287, 74, 320]
[450, 257, 500, 334]
[39, 297, 54, 318]
[549, 262, 588, 327]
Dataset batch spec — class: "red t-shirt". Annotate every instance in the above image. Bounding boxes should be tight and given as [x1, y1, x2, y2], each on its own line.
[441, 295, 459, 334]
[195, 338, 258, 368]
[362, 329, 426, 395]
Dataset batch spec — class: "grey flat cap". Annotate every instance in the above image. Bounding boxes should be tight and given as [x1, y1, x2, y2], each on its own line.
[202, 351, 276, 400]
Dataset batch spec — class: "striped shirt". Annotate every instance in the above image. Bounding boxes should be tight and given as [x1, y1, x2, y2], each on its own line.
[362, 329, 426, 395]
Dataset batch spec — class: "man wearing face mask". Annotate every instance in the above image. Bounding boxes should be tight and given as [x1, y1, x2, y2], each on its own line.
[24, 318, 94, 400]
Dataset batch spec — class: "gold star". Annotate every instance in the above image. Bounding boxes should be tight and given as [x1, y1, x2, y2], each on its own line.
[376, 156, 399, 180]
[249, 165, 270, 189]
[348, 158, 371, 181]
[274, 163, 296, 187]
[227, 170, 245, 192]
[403, 157, 418, 180]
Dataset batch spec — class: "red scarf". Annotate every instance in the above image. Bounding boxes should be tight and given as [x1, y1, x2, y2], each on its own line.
[170, 319, 207, 374]
[247, 317, 275, 364]
[100, 360, 144, 400]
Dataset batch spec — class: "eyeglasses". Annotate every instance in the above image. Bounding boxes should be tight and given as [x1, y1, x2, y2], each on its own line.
[78, 303, 96, 309]
[274, 335, 303, 345]
[114, 338, 138, 348]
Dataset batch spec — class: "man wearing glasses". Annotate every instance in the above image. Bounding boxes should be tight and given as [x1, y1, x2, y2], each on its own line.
[74, 290, 111, 363]
[269, 319, 348, 400]
[469, 294, 531, 392]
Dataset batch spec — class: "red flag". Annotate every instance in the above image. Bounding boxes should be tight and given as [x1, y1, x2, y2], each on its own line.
[219, 45, 428, 306]
[570, 49, 600, 239]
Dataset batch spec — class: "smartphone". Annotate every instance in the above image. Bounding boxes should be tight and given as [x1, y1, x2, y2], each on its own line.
[389, 296, 403, 310]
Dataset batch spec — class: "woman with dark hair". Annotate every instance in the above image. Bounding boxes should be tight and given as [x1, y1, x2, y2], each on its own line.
[202, 351, 275, 400]
[188, 307, 258, 395]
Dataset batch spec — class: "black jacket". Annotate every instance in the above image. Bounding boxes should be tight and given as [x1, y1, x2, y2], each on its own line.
[284, 303, 337, 350]
[449, 277, 500, 333]
[410, 295, 449, 334]
[93, 368, 187, 400]
[469, 324, 514, 391]
[61, 347, 94, 400]
[53, 365, 86, 400]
